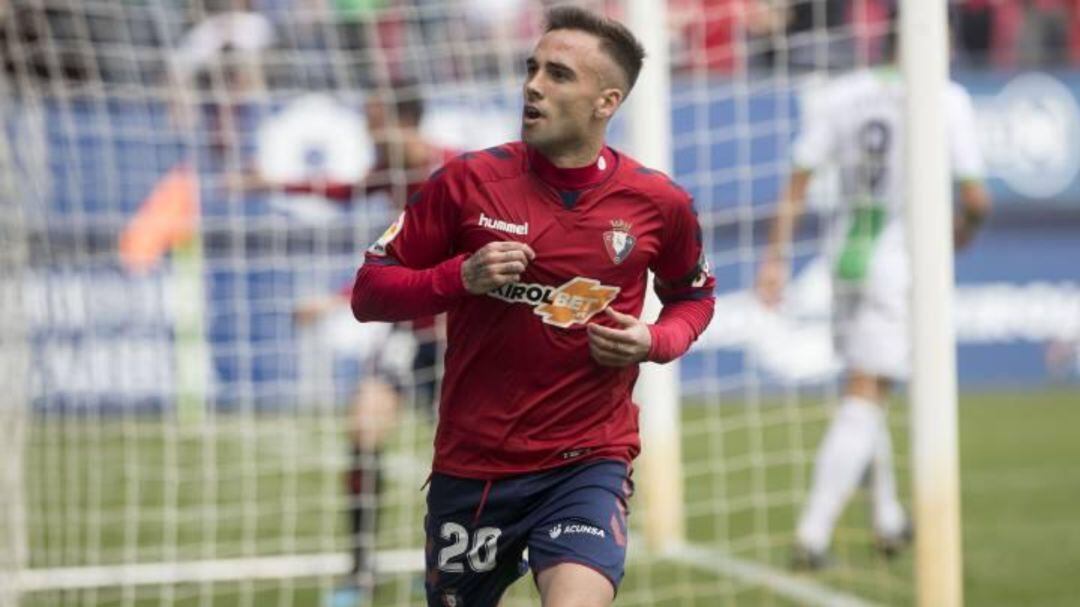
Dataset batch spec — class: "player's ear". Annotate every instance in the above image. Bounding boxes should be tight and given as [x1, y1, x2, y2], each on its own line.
[594, 87, 623, 120]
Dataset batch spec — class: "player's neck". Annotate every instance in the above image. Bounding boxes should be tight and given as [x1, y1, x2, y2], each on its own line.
[541, 138, 605, 169]
[379, 135, 433, 169]
[406, 136, 435, 168]
[527, 143, 616, 191]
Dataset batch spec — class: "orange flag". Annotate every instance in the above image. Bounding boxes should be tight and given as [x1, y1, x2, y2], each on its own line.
[119, 163, 200, 274]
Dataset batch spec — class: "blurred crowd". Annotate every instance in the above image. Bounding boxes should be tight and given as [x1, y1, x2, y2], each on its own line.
[0, 0, 562, 93]
[3, 0, 1080, 94]
[671, 0, 1080, 73]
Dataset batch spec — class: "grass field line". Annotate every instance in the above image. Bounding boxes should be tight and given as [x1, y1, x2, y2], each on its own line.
[18, 543, 877, 607]
[14, 550, 418, 592]
[667, 543, 879, 607]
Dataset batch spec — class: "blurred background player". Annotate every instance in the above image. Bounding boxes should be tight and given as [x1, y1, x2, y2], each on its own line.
[239, 80, 456, 606]
[167, 0, 274, 165]
[756, 24, 992, 568]
[271, 81, 456, 205]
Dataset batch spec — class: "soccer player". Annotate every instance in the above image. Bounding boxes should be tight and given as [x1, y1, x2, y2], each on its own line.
[352, 7, 715, 606]
[234, 80, 455, 206]
[756, 40, 992, 568]
[277, 84, 457, 607]
[167, 6, 275, 161]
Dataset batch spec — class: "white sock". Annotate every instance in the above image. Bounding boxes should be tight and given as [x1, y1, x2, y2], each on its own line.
[797, 397, 883, 553]
[871, 418, 907, 537]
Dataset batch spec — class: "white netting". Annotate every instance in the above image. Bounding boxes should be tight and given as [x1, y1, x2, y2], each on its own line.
[668, 1, 911, 604]
[1, 35, 31, 606]
[3, 1, 914, 605]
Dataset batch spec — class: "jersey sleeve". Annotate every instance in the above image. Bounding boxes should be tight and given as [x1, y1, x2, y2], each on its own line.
[791, 86, 838, 172]
[282, 180, 356, 201]
[376, 163, 461, 267]
[651, 193, 714, 302]
[948, 86, 985, 182]
[351, 161, 470, 322]
[647, 192, 716, 363]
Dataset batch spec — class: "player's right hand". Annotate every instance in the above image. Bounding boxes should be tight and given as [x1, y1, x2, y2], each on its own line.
[461, 241, 536, 294]
[292, 295, 346, 326]
[755, 256, 788, 308]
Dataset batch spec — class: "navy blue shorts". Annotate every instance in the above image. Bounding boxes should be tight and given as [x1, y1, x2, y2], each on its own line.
[424, 459, 633, 607]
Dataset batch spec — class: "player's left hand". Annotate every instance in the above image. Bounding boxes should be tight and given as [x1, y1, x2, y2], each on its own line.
[587, 307, 652, 367]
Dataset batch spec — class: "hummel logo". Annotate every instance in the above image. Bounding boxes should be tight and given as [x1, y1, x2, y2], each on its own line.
[478, 212, 529, 235]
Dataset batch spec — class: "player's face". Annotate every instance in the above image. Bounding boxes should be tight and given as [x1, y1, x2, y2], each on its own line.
[522, 29, 621, 157]
[365, 99, 395, 155]
[366, 98, 417, 165]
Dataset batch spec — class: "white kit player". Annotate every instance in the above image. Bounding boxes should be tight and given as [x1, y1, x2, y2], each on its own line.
[756, 56, 992, 567]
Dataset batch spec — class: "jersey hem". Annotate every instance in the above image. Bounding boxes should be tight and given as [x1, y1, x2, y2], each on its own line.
[431, 452, 634, 481]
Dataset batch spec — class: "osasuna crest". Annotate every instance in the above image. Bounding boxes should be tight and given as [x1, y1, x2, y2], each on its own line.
[602, 219, 636, 265]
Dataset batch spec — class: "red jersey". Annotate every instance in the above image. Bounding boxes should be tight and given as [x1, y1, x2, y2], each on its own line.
[353, 142, 715, 478]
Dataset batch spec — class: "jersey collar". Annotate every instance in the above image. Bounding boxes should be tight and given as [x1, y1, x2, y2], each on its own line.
[526, 144, 618, 191]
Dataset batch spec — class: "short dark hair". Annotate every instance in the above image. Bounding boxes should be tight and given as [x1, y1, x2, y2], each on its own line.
[369, 78, 424, 127]
[545, 6, 645, 95]
[392, 93, 424, 127]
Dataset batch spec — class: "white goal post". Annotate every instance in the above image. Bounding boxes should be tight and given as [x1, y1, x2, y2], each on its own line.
[901, 0, 964, 605]
[627, 0, 687, 555]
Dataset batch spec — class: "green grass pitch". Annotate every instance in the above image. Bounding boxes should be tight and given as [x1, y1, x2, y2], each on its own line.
[19, 389, 1080, 606]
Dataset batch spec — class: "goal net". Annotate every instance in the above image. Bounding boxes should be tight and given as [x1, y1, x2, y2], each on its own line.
[2, 1, 915, 605]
